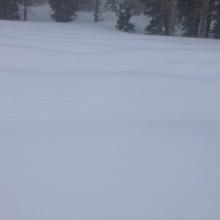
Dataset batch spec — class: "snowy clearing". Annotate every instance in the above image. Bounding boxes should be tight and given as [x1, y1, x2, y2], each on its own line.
[0, 20, 220, 220]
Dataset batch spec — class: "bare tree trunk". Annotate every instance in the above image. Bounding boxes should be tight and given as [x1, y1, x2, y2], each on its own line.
[94, 0, 99, 22]
[169, 0, 177, 35]
[24, 0, 28, 21]
[198, 0, 209, 38]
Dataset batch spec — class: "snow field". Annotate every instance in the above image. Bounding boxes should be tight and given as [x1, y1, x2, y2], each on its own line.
[0, 20, 220, 220]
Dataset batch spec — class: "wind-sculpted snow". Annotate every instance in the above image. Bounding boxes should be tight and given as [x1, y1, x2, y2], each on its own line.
[0, 21, 220, 220]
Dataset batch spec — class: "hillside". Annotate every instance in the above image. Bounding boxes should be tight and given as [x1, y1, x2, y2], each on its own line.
[0, 20, 220, 220]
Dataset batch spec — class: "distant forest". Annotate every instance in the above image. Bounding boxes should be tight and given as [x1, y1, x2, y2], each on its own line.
[0, 0, 219, 38]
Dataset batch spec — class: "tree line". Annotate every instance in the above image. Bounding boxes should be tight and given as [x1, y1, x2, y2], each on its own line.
[0, 0, 219, 39]
[142, 0, 220, 38]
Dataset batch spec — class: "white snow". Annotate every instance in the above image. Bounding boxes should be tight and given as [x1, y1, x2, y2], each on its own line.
[0, 19, 220, 220]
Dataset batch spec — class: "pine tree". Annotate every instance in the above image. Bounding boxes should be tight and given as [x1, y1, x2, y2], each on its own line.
[141, 0, 218, 38]
[142, 0, 177, 36]
[49, 0, 77, 22]
[115, 0, 135, 32]
[178, 0, 217, 38]
[144, 1, 163, 34]
[0, 0, 21, 20]
[177, 0, 203, 37]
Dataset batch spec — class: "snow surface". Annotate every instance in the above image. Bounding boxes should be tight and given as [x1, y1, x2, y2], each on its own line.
[0, 20, 220, 220]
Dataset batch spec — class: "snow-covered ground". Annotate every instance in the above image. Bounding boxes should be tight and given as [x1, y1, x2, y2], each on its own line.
[0, 19, 220, 220]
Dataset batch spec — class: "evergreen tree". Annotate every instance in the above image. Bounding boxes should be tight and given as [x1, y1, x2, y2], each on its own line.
[177, 0, 203, 37]
[49, 0, 77, 22]
[178, 0, 217, 38]
[142, 0, 177, 36]
[143, 0, 164, 35]
[141, 0, 218, 38]
[115, 0, 135, 32]
[0, 0, 20, 20]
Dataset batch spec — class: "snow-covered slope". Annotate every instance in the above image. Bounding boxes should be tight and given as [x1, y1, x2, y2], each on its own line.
[0, 20, 220, 220]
